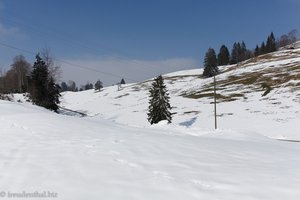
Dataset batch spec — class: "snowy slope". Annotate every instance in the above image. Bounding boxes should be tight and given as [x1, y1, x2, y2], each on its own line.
[2, 42, 299, 199]
[1, 100, 300, 200]
[60, 43, 300, 140]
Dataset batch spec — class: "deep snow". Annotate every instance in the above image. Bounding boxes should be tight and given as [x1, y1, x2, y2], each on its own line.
[1, 100, 300, 200]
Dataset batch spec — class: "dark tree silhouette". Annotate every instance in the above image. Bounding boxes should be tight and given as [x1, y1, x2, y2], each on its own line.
[147, 75, 172, 124]
[217, 45, 230, 66]
[29, 54, 60, 112]
[94, 80, 103, 91]
[203, 48, 218, 77]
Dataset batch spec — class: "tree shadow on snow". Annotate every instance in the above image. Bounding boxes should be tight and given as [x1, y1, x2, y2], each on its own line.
[179, 117, 197, 127]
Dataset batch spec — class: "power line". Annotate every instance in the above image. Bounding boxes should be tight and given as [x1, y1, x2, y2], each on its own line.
[0, 41, 139, 82]
[2, 14, 162, 75]
[1, 12, 192, 82]
[0, 41, 35, 55]
[53, 58, 138, 82]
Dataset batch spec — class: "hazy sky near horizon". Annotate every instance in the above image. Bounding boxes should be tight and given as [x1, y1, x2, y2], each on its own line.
[0, 0, 299, 86]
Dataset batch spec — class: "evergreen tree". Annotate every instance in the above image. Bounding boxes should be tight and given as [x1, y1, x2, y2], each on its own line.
[217, 45, 230, 66]
[147, 75, 172, 124]
[30, 55, 50, 106]
[254, 45, 260, 57]
[60, 81, 68, 92]
[230, 42, 252, 64]
[239, 41, 247, 61]
[230, 42, 239, 64]
[266, 32, 277, 53]
[260, 42, 266, 54]
[120, 78, 126, 84]
[29, 54, 60, 112]
[94, 80, 103, 91]
[203, 48, 218, 77]
[84, 82, 93, 90]
[240, 41, 253, 61]
[46, 77, 60, 111]
[270, 32, 277, 52]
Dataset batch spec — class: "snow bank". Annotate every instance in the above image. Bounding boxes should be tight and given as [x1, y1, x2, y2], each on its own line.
[1, 100, 300, 200]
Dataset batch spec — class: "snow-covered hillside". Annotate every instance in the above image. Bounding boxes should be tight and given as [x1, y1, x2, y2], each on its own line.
[60, 42, 300, 140]
[1, 42, 300, 199]
[1, 100, 300, 200]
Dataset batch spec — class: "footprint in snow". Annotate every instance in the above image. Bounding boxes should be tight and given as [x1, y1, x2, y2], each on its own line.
[113, 139, 123, 144]
[85, 144, 95, 148]
[11, 123, 17, 128]
[109, 151, 120, 155]
[85, 144, 97, 154]
[152, 171, 174, 180]
[21, 126, 27, 130]
[191, 179, 213, 189]
[114, 159, 140, 168]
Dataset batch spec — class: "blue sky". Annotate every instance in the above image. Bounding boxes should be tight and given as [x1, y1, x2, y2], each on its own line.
[0, 0, 299, 85]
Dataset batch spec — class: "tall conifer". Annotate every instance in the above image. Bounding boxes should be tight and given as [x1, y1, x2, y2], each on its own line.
[147, 75, 172, 124]
[29, 54, 60, 112]
[217, 45, 230, 66]
[203, 48, 218, 77]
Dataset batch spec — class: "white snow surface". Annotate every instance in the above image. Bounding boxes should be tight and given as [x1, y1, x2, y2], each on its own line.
[1, 100, 300, 200]
[1, 45, 300, 199]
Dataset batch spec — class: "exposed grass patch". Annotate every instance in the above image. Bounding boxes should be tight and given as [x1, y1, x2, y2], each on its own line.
[183, 92, 244, 102]
[115, 93, 130, 99]
[261, 83, 272, 97]
[223, 73, 262, 86]
[183, 92, 218, 99]
[289, 66, 300, 73]
[165, 74, 201, 81]
[257, 54, 274, 60]
[165, 75, 202, 85]
[131, 82, 151, 92]
[131, 87, 141, 92]
[182, 111, 201, 115]
[219, 113, 234, 117]
[129, 54, 300, 103]
[218, 63, 300, 90]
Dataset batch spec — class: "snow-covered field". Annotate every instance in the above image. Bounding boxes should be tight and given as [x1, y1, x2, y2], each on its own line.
[1, 43, 300, 199]
[1, 100, 300, 200]
[60, 43, 300, 140]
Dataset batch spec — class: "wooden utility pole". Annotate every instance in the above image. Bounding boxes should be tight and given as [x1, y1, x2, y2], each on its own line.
[213, 75, 217, 129]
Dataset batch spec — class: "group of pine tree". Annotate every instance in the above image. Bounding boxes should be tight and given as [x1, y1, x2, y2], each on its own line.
[148, 31, 298, 125]
[0, 54, 100, 112]
[0, 30, 298, 124]
[60, 78, 125, 92]
[203, 32, 278, 77]
[0, 54, 61, 112]
[0, 52, 126, 112]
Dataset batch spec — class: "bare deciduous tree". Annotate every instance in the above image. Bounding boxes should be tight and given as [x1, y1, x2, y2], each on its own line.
[278, 29, 298, 48]
[11, 55, 31, 92]
[41, 48, 62, 82]
[1, 55, 31, 93]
